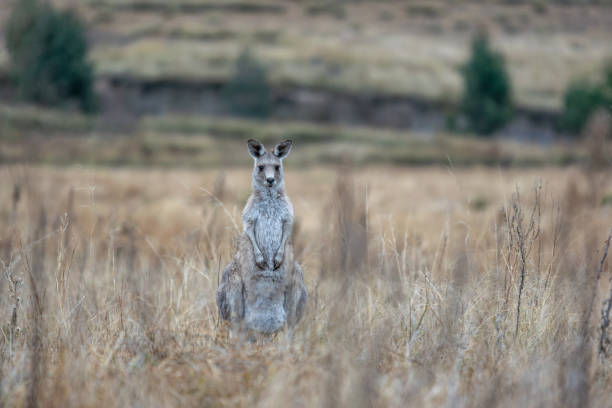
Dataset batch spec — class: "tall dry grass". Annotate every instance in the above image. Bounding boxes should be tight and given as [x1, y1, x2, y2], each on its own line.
[0, 164, 611, 407]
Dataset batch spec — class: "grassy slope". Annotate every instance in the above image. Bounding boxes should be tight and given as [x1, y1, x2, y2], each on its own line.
[0, 104, 588, 167]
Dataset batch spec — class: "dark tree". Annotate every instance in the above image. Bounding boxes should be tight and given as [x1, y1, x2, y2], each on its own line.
[223, 49, 272, 118]
[559, 66, 612, 136]
[6, 0, 96, 112]
[460, 33, 513, 136]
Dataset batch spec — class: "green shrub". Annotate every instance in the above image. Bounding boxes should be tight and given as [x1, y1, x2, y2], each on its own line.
[223, 49, 271, 118]
[460, 33, 513, 136]
[5, 0, 96, 112]
[469, 195, 489, 211]
[559, 66, 612, 135]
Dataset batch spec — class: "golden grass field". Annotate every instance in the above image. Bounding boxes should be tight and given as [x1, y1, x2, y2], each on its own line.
[1, 0, 611, 110]
[1, 162, 612, 407]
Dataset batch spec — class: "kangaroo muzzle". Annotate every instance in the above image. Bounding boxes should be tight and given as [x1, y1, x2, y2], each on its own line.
[265, 169, 275, 186]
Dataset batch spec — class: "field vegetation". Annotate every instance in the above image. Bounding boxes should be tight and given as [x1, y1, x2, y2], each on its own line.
[1, 2, 612, 405]
[0, 162, 612, 406]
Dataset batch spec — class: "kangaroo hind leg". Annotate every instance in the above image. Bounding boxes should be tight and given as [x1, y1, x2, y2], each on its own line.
[284, 261, 308, 336]
[217, 259, 245, 338]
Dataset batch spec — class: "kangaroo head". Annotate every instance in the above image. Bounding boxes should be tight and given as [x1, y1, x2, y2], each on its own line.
[247, 139, 292, 189]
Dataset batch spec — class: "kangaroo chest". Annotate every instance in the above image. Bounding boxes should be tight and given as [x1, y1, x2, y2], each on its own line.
[254, 202, 287, 262]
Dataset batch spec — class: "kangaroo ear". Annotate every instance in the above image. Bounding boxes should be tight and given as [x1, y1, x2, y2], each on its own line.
[247, 139, 264, 158]
[273, 140, 292, 159]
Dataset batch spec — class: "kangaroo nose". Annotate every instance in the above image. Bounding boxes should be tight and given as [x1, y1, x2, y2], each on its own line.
[266, 177, 275, 185]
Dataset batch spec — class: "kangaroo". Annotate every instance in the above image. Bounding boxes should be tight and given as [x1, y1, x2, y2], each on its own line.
[216, 139, 307, 337]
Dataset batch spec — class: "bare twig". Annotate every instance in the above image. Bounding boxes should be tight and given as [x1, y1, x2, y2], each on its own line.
[597, 228, 612, 357]
[505, 184, 541, 338]
[4, 258, 22, 359]
[199, 187, 239, 233]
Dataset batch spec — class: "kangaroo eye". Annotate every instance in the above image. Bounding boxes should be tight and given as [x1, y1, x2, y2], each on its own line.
[275, 165, 280, 171]
[258, 165, 264, 172]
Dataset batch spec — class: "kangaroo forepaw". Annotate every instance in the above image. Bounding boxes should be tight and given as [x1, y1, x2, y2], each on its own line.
[255, 253, 266, 270]
[273, 252, 284, 270]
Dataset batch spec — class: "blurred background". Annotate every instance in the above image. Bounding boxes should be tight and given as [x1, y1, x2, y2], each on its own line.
[0, 0, 611, 167]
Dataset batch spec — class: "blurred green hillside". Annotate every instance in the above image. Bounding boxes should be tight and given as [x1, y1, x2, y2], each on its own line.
[1, 0, 611, 168]
[0, 103, 588, 167]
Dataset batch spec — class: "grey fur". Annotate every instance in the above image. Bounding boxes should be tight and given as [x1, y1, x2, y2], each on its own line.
[217, 139, 307, 336]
